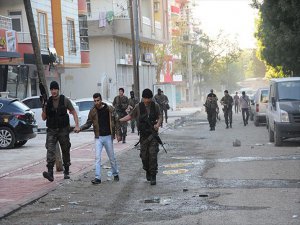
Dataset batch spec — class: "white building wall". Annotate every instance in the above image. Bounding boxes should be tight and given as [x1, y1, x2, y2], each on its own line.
[61, 36, 117, 100]
[61, 0, 81, 64]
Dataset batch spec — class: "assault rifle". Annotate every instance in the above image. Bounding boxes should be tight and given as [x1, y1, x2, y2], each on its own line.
[134, 119, 167, 154]
[39, 79, 48, 110]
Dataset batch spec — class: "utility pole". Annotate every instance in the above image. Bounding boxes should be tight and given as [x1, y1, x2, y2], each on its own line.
[23, 0, 63, 172]
[186, 3, 193, 105]
[129, 0, 140, 99]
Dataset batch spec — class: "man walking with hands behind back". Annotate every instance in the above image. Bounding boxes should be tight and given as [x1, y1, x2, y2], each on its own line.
[42, 81, 80, 182]
[240, 91, 250, 126]
[113, 88, 129, 143]
[120, 89, 162, 185]
[76, 93, 119, 184]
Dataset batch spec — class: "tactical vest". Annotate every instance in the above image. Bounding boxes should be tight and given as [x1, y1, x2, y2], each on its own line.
[138, 102, 158, 137]
[46, 95, 70, 129]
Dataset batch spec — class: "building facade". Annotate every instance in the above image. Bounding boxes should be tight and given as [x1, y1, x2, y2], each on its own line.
[63, 0, 169, 101]
[0, 0, 89, 99]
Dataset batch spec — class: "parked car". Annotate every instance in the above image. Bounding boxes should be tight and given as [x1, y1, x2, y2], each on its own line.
[266, 77, 300, 146]
[251, 88, 269, 126]
[249, 94, 255, 121]
[22, 96, 81, 130]
[0, 98, 37, 149]
[74, 98, 112, 126]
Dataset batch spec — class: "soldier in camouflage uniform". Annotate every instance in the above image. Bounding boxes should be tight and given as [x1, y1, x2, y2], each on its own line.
[113, 88, 129, 143]
[204, 89, 219, 131]
[220, 90, 234, 128]
[127, 91, 139, 133]
[42, 81, 80, 182]
[154, 88, 168, 127]
[120, 89, 162, 185]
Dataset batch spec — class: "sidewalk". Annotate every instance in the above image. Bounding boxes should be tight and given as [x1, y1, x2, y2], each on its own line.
[0, 108, 199, 218]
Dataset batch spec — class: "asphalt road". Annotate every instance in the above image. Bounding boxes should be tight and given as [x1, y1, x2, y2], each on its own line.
[1, 110, 300, 225]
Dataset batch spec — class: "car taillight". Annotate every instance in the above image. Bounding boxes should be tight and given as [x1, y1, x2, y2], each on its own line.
[256, 104, 259, 112]
[14, 114, 27, 121]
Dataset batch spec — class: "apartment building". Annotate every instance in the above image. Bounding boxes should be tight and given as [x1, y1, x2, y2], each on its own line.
[0, 0, 89, 99]
[63, 0, 170, 101]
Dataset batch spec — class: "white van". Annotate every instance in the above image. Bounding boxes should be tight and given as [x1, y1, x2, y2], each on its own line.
[252, 87, 269, 126]
[266, 77, 300, 146]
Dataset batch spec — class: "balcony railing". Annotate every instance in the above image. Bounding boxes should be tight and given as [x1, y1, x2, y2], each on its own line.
[0, 15, 12, 30]
[17, 32, 31, 43]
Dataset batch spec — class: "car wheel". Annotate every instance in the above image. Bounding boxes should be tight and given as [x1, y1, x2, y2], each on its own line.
[274, 124, 282, 146]
[268, 124, 274, 142]
[14, 140, 27, 148]
[0, 127, 16, 149]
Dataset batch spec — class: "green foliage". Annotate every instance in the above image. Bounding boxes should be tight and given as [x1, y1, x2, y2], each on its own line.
[254, 0, 300, 76]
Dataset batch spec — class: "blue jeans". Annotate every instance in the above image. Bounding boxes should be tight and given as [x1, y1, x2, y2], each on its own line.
[95, 135, 119, 179]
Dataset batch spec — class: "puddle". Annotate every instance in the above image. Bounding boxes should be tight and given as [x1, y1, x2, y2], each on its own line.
[163, 169, 189, 175]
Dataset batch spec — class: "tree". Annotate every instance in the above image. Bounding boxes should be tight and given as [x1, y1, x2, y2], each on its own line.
[253, 0, 300, 76]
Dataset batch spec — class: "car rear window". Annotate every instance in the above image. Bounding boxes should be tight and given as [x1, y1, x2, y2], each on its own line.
[76, 101, 94, 111]
[261, 90, 268, 103]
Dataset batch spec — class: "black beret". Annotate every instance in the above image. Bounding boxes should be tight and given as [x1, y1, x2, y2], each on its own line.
[142, 88, 153, 98]
[50, 81, 59, 90]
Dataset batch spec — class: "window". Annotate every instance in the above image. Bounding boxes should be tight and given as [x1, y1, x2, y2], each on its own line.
[67, 19, 76, 54]
[79, 15, 89, 50]
[8, 11, 22, 32]
[86, 0, 91, 17]
[37, 11, 48, 51]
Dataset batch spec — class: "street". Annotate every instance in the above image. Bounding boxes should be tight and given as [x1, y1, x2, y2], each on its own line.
[1, 109, 300, 225]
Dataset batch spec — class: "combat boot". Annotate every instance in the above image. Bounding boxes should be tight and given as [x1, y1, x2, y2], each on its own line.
[226, 124, 229, 129]
[122, 136, 126, 143]
[150, 175, 156, 185]
[230, 123, 232, 128]
[64, 166, 70, 179]
[146, 171, 151, 181]
[43, 166, 54, 182]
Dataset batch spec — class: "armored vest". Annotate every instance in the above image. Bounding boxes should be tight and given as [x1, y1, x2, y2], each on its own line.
[46, 95, 70, 129]
[138, 102, 158, 137]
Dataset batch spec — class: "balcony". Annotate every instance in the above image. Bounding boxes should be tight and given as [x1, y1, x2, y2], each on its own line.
[88, 16, 164, 44]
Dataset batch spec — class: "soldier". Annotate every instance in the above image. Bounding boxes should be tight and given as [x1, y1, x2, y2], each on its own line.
[204, 89, 219, 131]
[113, 88, 129, 143]
[120, 89, 162, 185]
[220, 90, 234, 128]
[42, 81, 80, 182]
[127, 91, 139, 133]
[154, 88, 168, 127]
[161, 91, 170, 123]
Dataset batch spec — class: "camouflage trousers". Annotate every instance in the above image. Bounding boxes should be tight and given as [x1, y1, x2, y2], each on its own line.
[224, 109, 233, 126]
[45, 127, 71, 168]
[207, 109, 217, 128]
[140, 135, 159, 176]
[120, 121, 127, 137]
